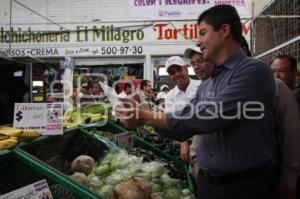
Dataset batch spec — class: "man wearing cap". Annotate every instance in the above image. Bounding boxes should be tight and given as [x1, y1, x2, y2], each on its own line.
[156, 84, 169, 101]
[164, 56, 201, 113]
[183, 46, 215, 179]
[163, 56, 201, 167]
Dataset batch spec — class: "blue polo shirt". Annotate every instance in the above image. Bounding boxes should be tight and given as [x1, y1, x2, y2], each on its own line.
[163, 49, 276, 174]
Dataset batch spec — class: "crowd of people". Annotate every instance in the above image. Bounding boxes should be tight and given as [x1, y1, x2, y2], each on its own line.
[22, 4, 299, 199]
[115, 4, 300, 199]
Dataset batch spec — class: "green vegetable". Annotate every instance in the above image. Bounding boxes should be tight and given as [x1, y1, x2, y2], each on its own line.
[161, 174, 178, 188]
[163, 188, 183, 199]
[182, 188, 191, 196]
[151, 183, 162, 192]
[88, 174, 103, 188]
[96, 184, 114, 197]
[142, 162, 168, 177]
[104, 171, 128, 185]
[94, 164, 110, 176]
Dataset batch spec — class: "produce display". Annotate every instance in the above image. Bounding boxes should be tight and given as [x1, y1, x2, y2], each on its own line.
[0, 127, 40, 150]
[70, 151, 195, 199]
[90, 130, 186, 180]
[142, 133, 181, 161]
[64, 103, 113, 129]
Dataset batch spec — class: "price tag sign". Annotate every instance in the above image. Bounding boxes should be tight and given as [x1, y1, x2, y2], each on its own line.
[0, 180, 53, 199]
[114, 131, 134, 149]
[13, 103, 63, 135]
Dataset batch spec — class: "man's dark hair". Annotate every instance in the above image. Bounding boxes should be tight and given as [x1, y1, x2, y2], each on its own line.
[197, 5, 242, 43]
[87, 80, 97, 89]
[140, 80, 150, 90]
[271, 55, 297, 72]
[240, 36, 251, 57]
[124, 82, 132, 90]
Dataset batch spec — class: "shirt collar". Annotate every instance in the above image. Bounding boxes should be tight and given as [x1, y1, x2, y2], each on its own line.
[174, 78, 193, 96]
[221, 49, 245, 70]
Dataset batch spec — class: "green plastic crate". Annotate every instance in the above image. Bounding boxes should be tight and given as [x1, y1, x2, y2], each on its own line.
[16, 128, 117, 199]
[83, 121, 195, 193]
[0, 150, 99, 199]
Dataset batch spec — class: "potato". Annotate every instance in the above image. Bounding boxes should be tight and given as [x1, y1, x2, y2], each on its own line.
[69, 172, 91, 187]
[71, 155, 95, 175]
[112, 177, 151, 199]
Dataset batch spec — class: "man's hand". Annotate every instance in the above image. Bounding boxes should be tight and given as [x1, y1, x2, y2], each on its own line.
[180, 141, 190, 163]
[115, 98, 143, 128]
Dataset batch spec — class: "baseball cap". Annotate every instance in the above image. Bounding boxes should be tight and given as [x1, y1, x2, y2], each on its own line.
[184, 46, 202, 58]
[165, 56, 186, 72]
[81, 83, 88, 88]
[160, 84, 169, 91]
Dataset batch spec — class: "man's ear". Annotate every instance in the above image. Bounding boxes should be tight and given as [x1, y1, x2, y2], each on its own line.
[221, 24, 231, 39]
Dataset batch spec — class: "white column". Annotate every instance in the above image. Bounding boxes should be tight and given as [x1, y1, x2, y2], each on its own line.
[63, 57, 74, 110]
[144, 54, 153, 84]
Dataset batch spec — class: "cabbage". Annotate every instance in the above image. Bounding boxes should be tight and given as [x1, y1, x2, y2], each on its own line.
[142, 162, 168, 177]
[109, 151, 140, 171]
[104, 170, 129, 185]
[151, 183, 162, 192]
[96, 184, 114, 198]
[134, 172, 151, 181]
[181, 188, 191, 196]
[161, 174, 178, 188]
[163, 188, 183, 199]
[88, 174, 103, 188]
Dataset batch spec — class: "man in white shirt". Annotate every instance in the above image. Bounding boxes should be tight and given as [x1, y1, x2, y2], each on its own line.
[164, 56, 201, 164]
[156, 84, 169, 101]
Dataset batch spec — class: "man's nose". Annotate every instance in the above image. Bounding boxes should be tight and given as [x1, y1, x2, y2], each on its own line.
[274, 71, 280, 78]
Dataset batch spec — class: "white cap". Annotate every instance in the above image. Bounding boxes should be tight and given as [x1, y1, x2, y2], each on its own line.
[184, 46, 202, 58]
[160, 84, 169, 91]
[165, 56, 186, 71]
[81, 83, 88, 87]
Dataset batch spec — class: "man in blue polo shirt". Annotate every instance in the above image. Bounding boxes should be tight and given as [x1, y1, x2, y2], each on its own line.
[116, 5, 276, 199]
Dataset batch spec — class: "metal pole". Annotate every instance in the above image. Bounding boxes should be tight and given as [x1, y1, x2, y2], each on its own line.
[9, 0, 12, 54]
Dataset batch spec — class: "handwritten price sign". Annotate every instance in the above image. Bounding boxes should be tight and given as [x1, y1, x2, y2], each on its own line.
[13, 103, 63, 135]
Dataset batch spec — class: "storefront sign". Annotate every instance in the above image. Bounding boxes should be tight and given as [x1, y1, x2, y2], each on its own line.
[128, 0, 252, 20]
[0, 180, 53, 199]
[0, 20, 251, 57]
[13, 103, 63, 135]
[5, 45, 144, 57]
[0, 25, 145, 44]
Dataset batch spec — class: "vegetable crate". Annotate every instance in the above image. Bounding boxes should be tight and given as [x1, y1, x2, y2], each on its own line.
[0, 150, 99, 199]
[82, 121, 195, 193]
[15, 127, 112, 199]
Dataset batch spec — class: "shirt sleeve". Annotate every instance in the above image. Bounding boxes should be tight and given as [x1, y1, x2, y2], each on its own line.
[166, 60, 276, 135]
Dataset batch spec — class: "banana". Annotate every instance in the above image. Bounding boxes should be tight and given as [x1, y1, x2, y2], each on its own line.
[0, 128, 22, 137]
[0, 133, 9, 141]
[0, 139, 18, 149]
[0, 127, 15, 130]
[19, 130, 41, 140]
